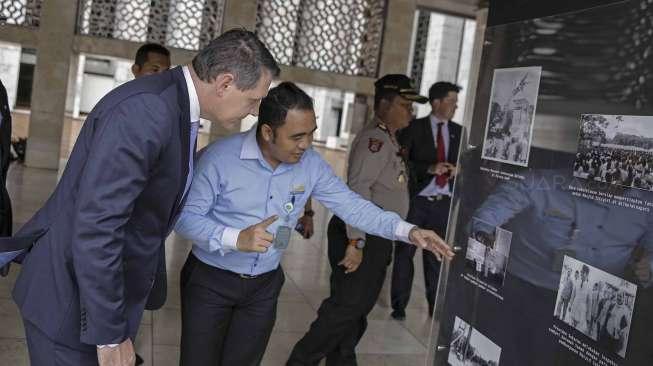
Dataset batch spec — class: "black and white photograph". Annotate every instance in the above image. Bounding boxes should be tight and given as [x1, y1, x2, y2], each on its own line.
[465, 217, 513, 288]
[448, 316, 502, 366]
[573, 114, 653, 191]
[553, 256, 637, 358]
[481, 66, 542, 167]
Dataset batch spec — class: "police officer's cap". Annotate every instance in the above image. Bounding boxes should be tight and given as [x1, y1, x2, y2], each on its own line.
[374, 74, 428, 104]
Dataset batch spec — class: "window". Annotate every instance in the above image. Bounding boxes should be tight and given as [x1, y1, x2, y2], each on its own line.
[409, 9, 476, 124]
[15, 48, 36, 108]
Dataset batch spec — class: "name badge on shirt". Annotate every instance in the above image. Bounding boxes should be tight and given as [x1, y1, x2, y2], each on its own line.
[292, 184, 305, 194]
[274, 200, 294, 250]
[273, 226, 292, 249]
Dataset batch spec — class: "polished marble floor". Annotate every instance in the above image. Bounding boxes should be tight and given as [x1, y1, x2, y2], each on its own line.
[0, 146, 436, 366]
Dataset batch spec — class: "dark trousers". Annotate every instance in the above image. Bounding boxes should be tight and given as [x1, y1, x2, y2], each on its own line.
[391, 196, 450, 313]
[179, 253, 285, 366]
[287, 216, 393, 366]
[24, 319, 98, 366]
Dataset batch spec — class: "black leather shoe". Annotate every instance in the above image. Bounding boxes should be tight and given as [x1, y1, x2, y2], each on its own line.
[391, 309, 406, 320]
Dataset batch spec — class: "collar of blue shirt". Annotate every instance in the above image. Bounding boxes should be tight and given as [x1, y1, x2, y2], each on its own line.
[240, 126, 294, 175]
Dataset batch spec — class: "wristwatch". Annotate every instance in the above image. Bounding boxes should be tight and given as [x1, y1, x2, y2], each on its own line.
[304, 209, 315, 217]
[348, 238, 365, 249]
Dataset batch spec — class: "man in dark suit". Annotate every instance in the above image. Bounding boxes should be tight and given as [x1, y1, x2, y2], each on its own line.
[0, 79, 12, 268]
[0, 29, 279, 366]
[130, 42, 172, 366]
[129, 43, 172, 314]
[391, 81, 462, 320]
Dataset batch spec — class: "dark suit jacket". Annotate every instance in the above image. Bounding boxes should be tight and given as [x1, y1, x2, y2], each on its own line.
[11, 67, 191, 347]
[0, 80, 11, 237]
[398, 116, 462, 198]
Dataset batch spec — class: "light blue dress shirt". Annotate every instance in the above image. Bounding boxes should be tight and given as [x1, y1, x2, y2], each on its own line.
[419, 115, 452, 197]
[175, 127, 414, 276]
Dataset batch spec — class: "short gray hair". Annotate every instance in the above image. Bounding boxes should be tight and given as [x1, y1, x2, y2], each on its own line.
[192, 28, 280, 90]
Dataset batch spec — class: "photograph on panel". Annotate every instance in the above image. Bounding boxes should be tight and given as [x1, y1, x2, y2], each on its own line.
[465, 217, 513, 288]
[573, 114, 653, 191]
[448, 316, 501, 366]
[481, 66, 542, 167]
[553, 255, 637, 358]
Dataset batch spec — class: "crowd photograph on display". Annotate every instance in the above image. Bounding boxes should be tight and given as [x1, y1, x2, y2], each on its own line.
[448, 316, 502, 366]
[465, 217, 513, 288]
[553, 256, 637, 358]
[573, 114, 653, 190]
[481, 66, 542, 167]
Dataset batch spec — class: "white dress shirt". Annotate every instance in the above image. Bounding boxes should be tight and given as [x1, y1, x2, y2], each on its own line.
[419, 114, 452, 197]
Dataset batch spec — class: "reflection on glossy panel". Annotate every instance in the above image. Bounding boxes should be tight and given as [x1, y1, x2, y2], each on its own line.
[432, 1, 653, 366]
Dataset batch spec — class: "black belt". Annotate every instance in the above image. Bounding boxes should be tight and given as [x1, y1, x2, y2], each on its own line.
[422, 195, 451, 202]
[212, 263, 279, 280]
[190, 253, 273, 280]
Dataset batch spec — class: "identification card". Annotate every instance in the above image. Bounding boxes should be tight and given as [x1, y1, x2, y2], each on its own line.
[273, 225, 292, 249]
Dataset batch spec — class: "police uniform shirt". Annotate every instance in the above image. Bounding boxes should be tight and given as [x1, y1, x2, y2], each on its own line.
[345, 117, 409, 240]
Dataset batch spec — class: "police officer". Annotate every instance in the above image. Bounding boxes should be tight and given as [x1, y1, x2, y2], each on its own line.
[287, 75, 429, 366]
[391, 81, 462, 320]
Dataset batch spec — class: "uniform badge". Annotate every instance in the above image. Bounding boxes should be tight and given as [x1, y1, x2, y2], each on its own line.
[291, 184, 305, 194]
[368, 138, 384, 153]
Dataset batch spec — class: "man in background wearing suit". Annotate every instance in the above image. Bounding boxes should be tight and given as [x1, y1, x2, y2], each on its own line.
[391, 81, 462, 320]
[0, 29, 279, 366]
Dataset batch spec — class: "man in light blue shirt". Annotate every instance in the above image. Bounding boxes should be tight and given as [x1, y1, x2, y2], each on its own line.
[175, 82, 454, 366]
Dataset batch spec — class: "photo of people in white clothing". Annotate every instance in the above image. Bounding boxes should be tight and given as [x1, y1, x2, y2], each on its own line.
[465, 217, 513, 288]
[553, 256, 636, 358]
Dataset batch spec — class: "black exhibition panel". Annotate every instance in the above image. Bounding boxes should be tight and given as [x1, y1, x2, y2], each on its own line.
[487, 0, 625, 26]
[430, 1, 653, 365]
